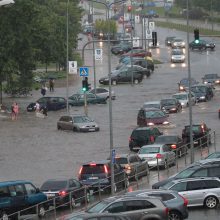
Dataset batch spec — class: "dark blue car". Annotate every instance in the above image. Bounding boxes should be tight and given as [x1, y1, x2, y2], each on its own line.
[0, 180, 48, 219]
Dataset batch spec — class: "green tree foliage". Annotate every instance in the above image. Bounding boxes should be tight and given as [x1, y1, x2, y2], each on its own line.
[0, 0, 83, 93]
[94, 19, 117, 37]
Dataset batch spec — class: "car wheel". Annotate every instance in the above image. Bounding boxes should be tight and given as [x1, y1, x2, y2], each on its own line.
[112, 80, 117, 85]
[204, 196, 218, 209]
[57, 125, 61, 130]
[38, 205, 46, 218]
[169, 210, 182, 220]
[134, 79, 139, 84]
[73, 127, 77, 132]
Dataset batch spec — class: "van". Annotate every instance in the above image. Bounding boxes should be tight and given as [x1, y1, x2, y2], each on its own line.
[0, 180, 48, 219]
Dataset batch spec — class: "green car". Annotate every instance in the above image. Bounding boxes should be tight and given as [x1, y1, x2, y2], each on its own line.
[189, 39, 215, 50]
[69, 93, 107, 106]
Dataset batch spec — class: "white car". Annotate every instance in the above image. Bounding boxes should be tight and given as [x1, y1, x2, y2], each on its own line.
[171, 49, 185, 63]
[89, 87, 116, 100]
[171, 38, 186, 48]
[172, 92, 196, 107]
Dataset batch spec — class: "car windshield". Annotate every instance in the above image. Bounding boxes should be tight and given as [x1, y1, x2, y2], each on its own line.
[81, 164, 106, 174]
[115, 157, 128, 164]
[175, 166, 200, 178]
[161, 99, 176, 106]
[40, 180, 67, 190]
[73, 116, 92, 123]
[139, 147, 160, 154]
[145, 110, 165, 118]
[184, 126, 201, 133]
[172, 50, 183, 55]
[143, 104, 160, 109]
[180, 78, 196, 86]
[155, 136, 177, 143]
[87, 201, 110, 213]
[191, 86, 206, 93]
[173, 94, 187, 100]
[131, 130, 150, 139]
[206, 152, 220, 159]
[204, 74, 217, 79]
[174, 39, 183, 42]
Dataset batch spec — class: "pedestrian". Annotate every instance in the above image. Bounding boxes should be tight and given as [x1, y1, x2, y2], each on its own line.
[41, 85, 47, 96]
[35, 102, 40, 113]
[11, 103, 15, 120]
[49, 79, 54, 92]
[41, 106, 48, 117]
[12, 102, 19, 120]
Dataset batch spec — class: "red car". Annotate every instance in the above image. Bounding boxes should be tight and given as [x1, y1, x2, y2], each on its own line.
[122, 49, 152, 58]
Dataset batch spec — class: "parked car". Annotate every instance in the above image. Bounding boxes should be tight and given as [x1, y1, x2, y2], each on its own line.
[137, 108, 169, 127]
[171, 38, 186, 48]
[171, 49, 185, 63]
[129, 127, 163, 151]
[190, 84, 214, 102]
[189, 39, 215, 50]
[138, 144, 176, 168]
[205, 152, 220, 159]
[143, 101, 162, 110]
[27, 96, 67, 112]
[85, 196, 169, 220]
[99, 65, 144, 85]
[125, 189, 189, 220]
[165, 36, 176, 46]
[202, 73, 220, 85]
[111, 42, 132, 55]
[57, 115, 99, 132]
[78, 160, 129, 193]
[161, 177, 220, 208]
[114, 153, 149, 180]
[172, 92, 196, 107]
[154, 135, 187, 157]
[0, 180, 48, 219]
[89, 87, 116, 100]
[40, 178, 88, 207]
[69, 93, 107, 106]
[120, 49, 152, 61]
[152, 161, 220, 189]
[161, 98, 182, 113]
[178, 78, 198, 92]
[182, 123, 211, 146]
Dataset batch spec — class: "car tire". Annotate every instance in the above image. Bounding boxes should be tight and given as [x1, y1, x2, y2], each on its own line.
[169, 210, 183, 220]
[38, 205, 46, 218]
[204, 196, 218, 209]
[73, 127, 77, 132]
[57, 125, 61, 130]
[112, 80, 117, 85]
[134, 79, 139, 84]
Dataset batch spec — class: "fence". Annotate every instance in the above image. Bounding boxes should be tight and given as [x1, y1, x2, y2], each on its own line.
[2, 131, 217, 220]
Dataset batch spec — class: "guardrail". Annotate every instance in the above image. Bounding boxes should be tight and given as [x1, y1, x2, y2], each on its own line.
[2, 131, 216, 220]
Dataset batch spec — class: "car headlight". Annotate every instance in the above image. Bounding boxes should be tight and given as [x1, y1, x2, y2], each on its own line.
[215, 80, 220, 83]
[171, 56, 175, 59]
[171, 108, 176, 111]
[147, 122, 154, 126]
[104, 78, 109, 81]
[181, 102, 185, 106]
[204, 81, 208, 84]
[182, 42, 185, 46]
[180, 86, 184, 90]
[182, 55, 185, 59]
[163, 121, 169, 125]
[200, 96, 205, 99]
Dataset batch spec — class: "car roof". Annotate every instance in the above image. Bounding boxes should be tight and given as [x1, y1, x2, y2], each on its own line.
[115, 153, 138, 158]
[141, 144, 165, 148]
[0, 180, 32, 187]
[144, 101, 161, 104]
[42, 178, 76, 182]
[196, 158, 220, 165]
[171, 177, 220, 184]
[133, 126, 154, 131]
[82, 160, 110, 165]
[125, 189, 177, 195]
[173, 92, 189, 95]
[156, 135, 178, 138]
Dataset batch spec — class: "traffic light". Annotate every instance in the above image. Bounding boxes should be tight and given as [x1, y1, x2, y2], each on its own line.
[82, 77, 90, 92]
[152, 31, 157, 47]
[194, 29, 199, 44]
[127, 5, 132, 12]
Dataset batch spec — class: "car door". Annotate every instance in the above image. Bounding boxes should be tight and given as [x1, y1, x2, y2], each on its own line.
[136, 155, 148, 177]
[87, 93, 96, 104]
[69, 179, 84, 203]
[114, 164, 124, 187]
[61, 116, 71, 130]
[58, 98, 66, 110]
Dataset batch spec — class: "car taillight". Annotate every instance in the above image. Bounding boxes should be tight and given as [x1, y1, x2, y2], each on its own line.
[125, 165, 131, 170]
[171, 144, 177, 149]
[90, 163, 97, 166]
[59, 191, 67, 197]
[129, 137, 132, 142]
[165, 207, 169, 216]
[104, 165, 108, 174]
[156, 153, 163, 159]
[78, 166, 83, 175]
[150, 135, 154, 143]
[180, 194, 188, 206]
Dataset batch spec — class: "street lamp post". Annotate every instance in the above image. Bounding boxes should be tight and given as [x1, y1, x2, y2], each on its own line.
[66, 0, 69, 113]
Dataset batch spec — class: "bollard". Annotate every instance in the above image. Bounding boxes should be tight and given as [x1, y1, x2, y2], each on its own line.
[176, 149, 178, 171]
[84, 186, 88, 208]
[207, 134, 210, 155]
[53, 197, 57, 219]
[69, 191, 73, 212]
[214, 131, 216, 152]
[184, 144, 187, 166]
[135, 166, 139, 190]
[98, 181, 101, 201]
[147, 164, 150, 184]
[200, 137, 203, 159]
[157, 158, 160, 181]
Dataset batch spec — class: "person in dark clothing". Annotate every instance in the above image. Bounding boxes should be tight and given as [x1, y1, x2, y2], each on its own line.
[49, 79, 54, 92]
[41, 85, 46, 96]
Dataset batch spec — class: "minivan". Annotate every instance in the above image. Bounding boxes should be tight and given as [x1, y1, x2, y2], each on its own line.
[0, 180, 48, 219]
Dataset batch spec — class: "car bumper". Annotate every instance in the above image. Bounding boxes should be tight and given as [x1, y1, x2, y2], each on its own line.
[143, 158, 165, 167]
[80, 127, 99, 132]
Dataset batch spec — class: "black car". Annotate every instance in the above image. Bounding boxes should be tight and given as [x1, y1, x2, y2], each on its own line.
[178, 78, 198, 92]
[190, 84, 214, 102]
[161, 98, 182, 113]
[154, 135, 187, 157]
[165, 36, 176, 46]
[182, 123, 211, 147]
[202, 73, 220, 85]
[99, 65, 144, 85]
[129, 127, 163, 151]
[27, 96, 67, 112]
[78, 160, 129, 193]
[152, 163, 220, 189]
[40, 179, 88, 207]
[189, 39, 215, 50]
[111, 42, 132, 55]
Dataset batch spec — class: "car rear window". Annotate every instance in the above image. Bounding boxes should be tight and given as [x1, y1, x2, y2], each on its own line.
[131, 130, 150, 139]
[175, 166, 200, 179]
[41, 180, 68, 190]
[115, 157, 128, 164]
[184, 126, 201, 133]
[145, 110, 165, 118]
[81, 164, 106, 174]
[147, 193, 175, 201]
[155, 136, 177, 143]
[139, 147, 160, 154]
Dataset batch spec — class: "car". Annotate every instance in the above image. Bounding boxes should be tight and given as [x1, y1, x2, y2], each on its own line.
[152, 161, 220, 189]
[202, 73, 220, 85]
[178, 77, 199, 92]
[143, 101, 162, 110]
[154, 135, 187, 157]
[129, 127, 163, 151]
[189, 39, 215, 50]
[40, 178, 88, 208]
[68, 93, 107, 106]
[137, 108, 170, 127]
[165, 36, 176, 46]
[205, 152, 220, 159]
[190, 84, 214, 102]
[78, 160, 129, 193]
[63, 213, 131, 220]
[171, 49, 185, 63]
[138, 144, 176, 168]
[111, 42, 132, 55]
[172, 92, 196, 107]
[182, 123, 211, 146]
[85, 196, 169, 220]
[161, 177, 220, 208]
[160, 98, 182, 113]
[114, 153, 149, 180]
[89, 87, 116, 100]
[0, 180, 48, 219]
[125, 189, 189, 220]
[125, 23, 133, 33]
[57, 115, 99, 132]
[99, 65, 144, 85]
[120, 49, 152, 61]
[171, 38, 186, 48]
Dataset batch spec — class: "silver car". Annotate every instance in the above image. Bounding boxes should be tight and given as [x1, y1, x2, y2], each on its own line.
[161, 177, 220, 208]
[138, 144, 176, 168]
[171, 49, 185, 63]
[171, 38, 186, 48]
[172, 92, 196, 107]
[89, 87, 116, 100]
[57, 115, 99, 132]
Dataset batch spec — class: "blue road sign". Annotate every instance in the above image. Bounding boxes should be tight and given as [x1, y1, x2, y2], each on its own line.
[79, 67, 89, 77]
[111, 149, 116, 164]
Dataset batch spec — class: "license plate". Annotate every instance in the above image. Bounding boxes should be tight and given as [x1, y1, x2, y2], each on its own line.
[89, 177, 98, 180]
[47, 193, 55, 198]
[89, 128, 95, 131]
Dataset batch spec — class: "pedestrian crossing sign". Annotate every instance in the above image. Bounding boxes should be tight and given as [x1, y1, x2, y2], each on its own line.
[79, 67, 89, 77]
